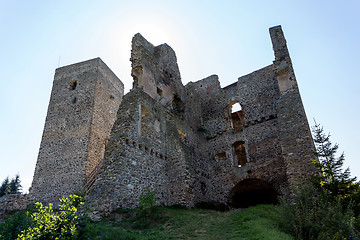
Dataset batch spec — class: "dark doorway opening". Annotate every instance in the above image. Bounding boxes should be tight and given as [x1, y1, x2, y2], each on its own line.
[229, 178, 279, 208]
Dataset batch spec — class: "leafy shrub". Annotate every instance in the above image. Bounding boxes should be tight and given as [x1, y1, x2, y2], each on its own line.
[278, 185, 359, 240]
[278, 123, 360, 239]
[0, 210, 33, 240]
[137, 189, 157, 216]
[130, 189, 162, 229]
[17, 195, 93, 240]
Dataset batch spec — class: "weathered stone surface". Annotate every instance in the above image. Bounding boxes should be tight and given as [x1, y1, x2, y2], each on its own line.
[0, 194, 29, 214]
[30, 25, 316, 217]
[30, 58, 123, 203]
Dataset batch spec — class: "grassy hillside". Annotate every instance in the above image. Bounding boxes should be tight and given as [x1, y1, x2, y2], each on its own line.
[93, 204, 293, 240]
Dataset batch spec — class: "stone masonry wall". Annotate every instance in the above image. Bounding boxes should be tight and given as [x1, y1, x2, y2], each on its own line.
[86, 89, 197, 216]
[86, 60, 124, 177]
[32, 25, 316, 217]
[0, 194, 29, 215]
[131, 33, 185, 111]
[31, 58, 123, 204]
[184, 65, 289, 205]
[270, 26, 317, 189]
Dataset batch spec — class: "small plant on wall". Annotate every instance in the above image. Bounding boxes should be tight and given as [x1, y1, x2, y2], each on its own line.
[137, 188, 157, 216]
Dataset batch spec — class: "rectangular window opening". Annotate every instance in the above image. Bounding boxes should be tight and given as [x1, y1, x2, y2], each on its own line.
[230, 111, 244, 133]
[233, 141, 247, 167]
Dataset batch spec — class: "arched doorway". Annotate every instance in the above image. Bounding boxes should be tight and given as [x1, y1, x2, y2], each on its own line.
[229, 178, 279, 208]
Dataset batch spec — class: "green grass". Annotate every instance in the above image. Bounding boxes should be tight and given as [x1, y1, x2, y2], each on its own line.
[92, 204, 294, 240]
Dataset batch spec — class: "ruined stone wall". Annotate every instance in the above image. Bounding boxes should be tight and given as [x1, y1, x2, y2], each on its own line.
[0, 194, 29, 214]
[131, 33, 185, 111]
[32, 25, 316, 216]
[31, 58, 123, 203]
[183, 66, 289, 205]
[86, 89, 197, 216]
[270, 26, 317, 188]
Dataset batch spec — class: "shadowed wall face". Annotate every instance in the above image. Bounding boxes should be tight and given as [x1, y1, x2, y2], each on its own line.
[31, 26, 316, 217]
[30, 58, 123, 203]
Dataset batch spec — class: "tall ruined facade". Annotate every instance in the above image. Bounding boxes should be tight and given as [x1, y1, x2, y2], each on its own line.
[31, 26, 316, 215]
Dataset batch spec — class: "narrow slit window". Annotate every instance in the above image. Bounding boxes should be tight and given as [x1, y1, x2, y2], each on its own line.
[233, 141, 247, 167]
[69, 80, 77, 90]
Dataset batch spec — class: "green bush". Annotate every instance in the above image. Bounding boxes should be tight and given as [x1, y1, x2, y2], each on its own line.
[277, 123, 360, 239]
[136, 189, 157, 216]
[17, 195, 93, 240]
[0, 210, 33, 240]
[278, 185, 359, 240]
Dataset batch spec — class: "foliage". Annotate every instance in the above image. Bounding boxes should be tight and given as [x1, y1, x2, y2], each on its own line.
[136, 189, 157, 216]
[278, 185, 359, 240]
[94, 205, 293, 240]
[312, 122, 358, 200]
[0, 177, 10, 197]
[312, 122, 360, 230]
[0, 174, 22, 197]
[17, 194, 93, 240]
[0, 210, 33, 240]
[92, 222, 138, 240]
[9, 174, 22, 194]
[278, 123, 360, 239]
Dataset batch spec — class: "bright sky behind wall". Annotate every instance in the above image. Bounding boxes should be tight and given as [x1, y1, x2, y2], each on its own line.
[1, 0, 359, 192]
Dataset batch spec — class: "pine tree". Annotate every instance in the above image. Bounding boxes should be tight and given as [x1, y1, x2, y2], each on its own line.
[312, 122, 358, 199]
[9, 174, 22, 194]
[0, 177, 10, 197]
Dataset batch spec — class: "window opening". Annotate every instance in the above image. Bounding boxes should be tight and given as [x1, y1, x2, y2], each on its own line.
[157, 87, 163, 96]
[231, 103, 242, 113]
[226, 101, 245, 132]
[69, 80, 77, 90]
[233, 141, 247, 167]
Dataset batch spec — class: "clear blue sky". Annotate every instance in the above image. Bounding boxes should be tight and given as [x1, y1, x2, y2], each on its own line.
[1, 0, 359, 192]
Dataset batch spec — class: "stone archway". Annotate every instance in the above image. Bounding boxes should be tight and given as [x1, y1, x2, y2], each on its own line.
[229, 178, 279, 208]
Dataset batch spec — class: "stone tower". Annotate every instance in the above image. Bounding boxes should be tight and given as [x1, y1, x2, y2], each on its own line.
[270, 26, 317, 188]
[30, 58, 124, 203]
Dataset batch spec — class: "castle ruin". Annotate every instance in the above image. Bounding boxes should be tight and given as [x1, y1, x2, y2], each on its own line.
[30, 26, 316, 216]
